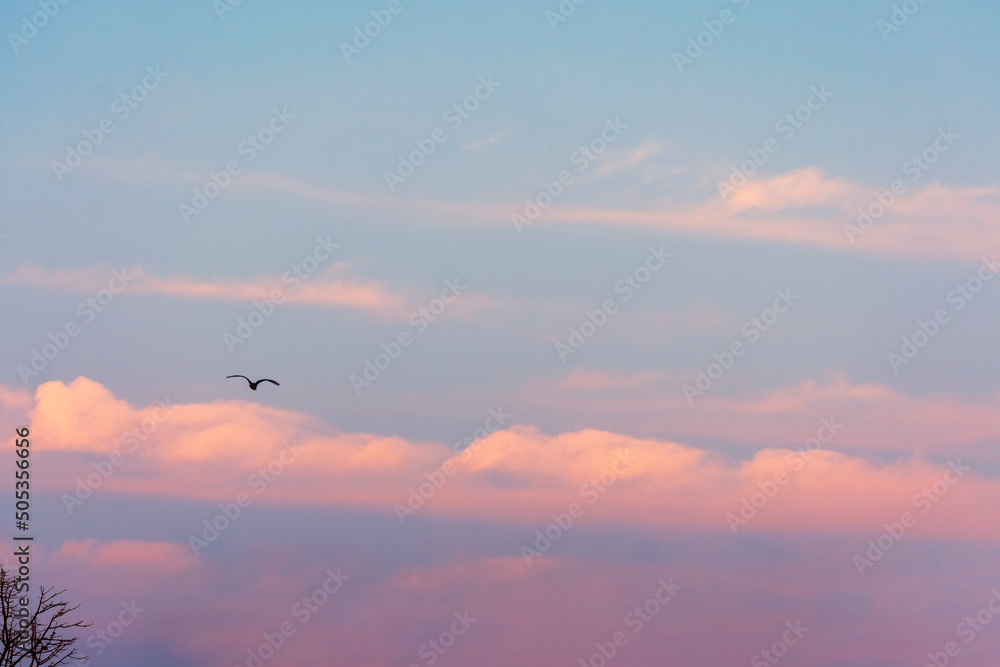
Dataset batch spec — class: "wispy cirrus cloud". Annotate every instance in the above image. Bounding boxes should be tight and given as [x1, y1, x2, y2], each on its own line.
[1, 262, 408, 316]
[593, 136, 664, 177]
[264, 167, 1000, 261]
[462, 127, 511, 151]
[65, 152, 1000, 261]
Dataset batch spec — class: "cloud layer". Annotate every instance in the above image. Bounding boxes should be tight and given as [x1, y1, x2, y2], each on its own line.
[21, 377, 999, 543]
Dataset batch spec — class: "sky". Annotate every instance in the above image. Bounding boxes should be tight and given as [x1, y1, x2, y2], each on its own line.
[1, 0, 1000, 665]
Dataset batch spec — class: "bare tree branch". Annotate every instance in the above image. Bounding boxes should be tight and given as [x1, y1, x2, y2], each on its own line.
[0, 568, 90, 667]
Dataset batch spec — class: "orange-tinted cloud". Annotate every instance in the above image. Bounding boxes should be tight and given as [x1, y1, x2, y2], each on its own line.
[520, 369, 1000, 460]
[51, 538, 199, 581]
[1, 262, 407, 316]
[22, 377, 1000, 543]
[724, 166, 859, 212]
[77, 154, 1000, 260]
[229, 168, 1000, 261]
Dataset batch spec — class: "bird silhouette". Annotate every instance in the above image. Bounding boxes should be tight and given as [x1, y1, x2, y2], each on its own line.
[227, 375, 280, 391]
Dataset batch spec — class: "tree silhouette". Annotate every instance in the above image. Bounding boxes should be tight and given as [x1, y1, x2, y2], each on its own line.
[0, 566, 90, 666]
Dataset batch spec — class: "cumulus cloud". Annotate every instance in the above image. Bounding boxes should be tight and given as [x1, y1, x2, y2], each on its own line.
[19, 377, 1000, 541]
[519, 369, 1000, 462]
[30, 377, 138, 452]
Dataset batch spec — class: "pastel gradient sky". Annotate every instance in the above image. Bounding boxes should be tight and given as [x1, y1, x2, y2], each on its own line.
[2, 1, 1000, 665]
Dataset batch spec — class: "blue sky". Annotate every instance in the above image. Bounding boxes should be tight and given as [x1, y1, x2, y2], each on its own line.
[3, 0, 999, 448]
[2, 2, 1000, 665]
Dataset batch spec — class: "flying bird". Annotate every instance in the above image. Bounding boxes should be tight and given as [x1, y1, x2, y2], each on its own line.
[226, 375, 280, 391]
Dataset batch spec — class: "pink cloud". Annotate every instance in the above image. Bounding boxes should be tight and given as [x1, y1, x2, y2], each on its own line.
[77, 156, 1000, 261]
[518, 369, 1000, 461]
[592, 136, 664, 176]
[50, 538, 199, 581]
[724, 166, 860, 212]
[30, 377, 138, 452]
[23, 377, 1000, 543]
[18, 538, 1000, 666]
[1, 263, 407, 316]
[0, 385, 33, 435]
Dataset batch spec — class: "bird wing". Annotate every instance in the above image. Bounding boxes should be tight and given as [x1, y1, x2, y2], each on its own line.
[227, 375, 251, 382]
[260, 379, 280, 386]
